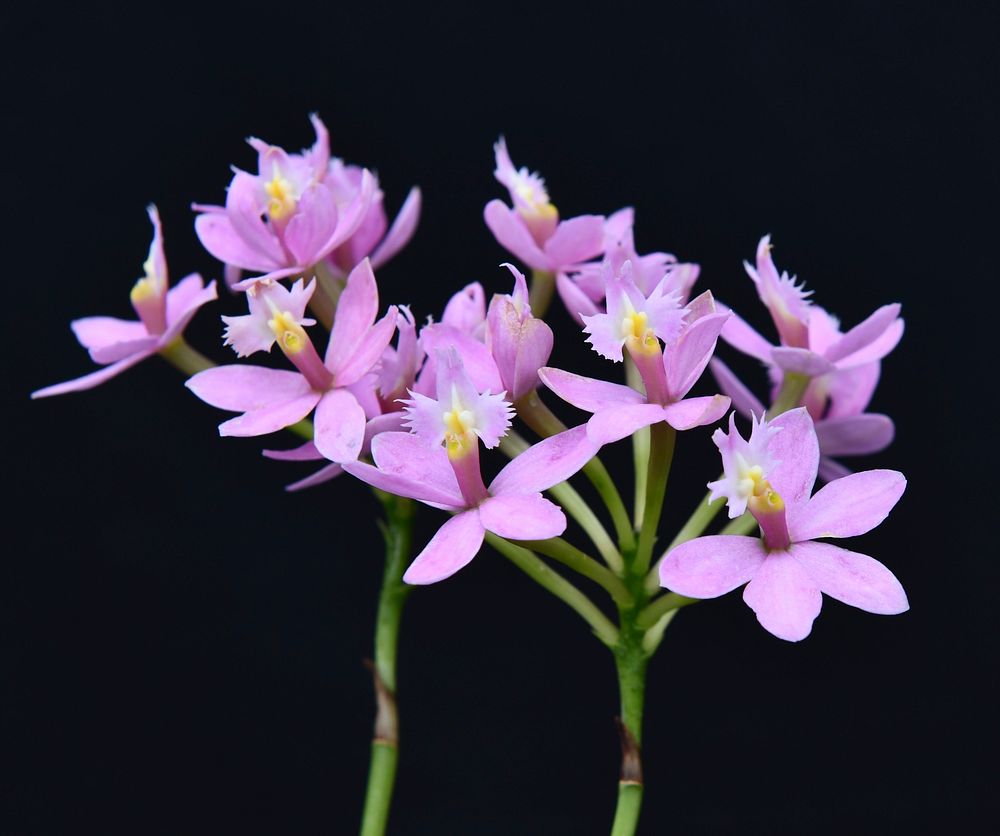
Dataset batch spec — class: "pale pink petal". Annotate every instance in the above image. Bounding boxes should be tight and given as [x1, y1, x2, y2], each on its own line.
[283, 182, 339, 265]
[556, 273, 601, 325]
[262, 440, 322, 461]
[771, 347, 835, 377]
[403, 511, 486, 584]
[659, 535, 765, 598]
[587, 403, 668, 445]
[418, 324, 503, 394]
[441, 283, 486, 333]
[478, 493, 566, 540]
[814, 414, 894, 457]
[185, 365, 313, 412]
[286, 462, 343, 492]
[661, 395, 730, 431]
[327, 258, 378, 373]
[824, 304, 902, 365]
[818, 457, 852, 483]
[369, 431, 463, 506]
[834, 318, 904, 369]
[490, 425, 599, 495]
[666, 309, 728, 401]
[71, 316, 147, 351]
[543, 215, 605, 266]
[742, 551, 823, 642]
[825, 362, 881, 418]
[90, 336, 159, 364]
[317, 168, 377, 257]
[766, 408, 820, 507]
[31, 350, 154, 399]
[718, 308, 774, 362]
[335, 307, 398, 387]
[483, 200, 549, 271]
[369, 186, 422, 269]
[162, 276, 218, 343]
[313, 388, 367, 462]
[709, 358, 765, 418]
[787, 469, 905, 541]
[538, 367, 643, 413]
[223, 171, 287, 267]
[194, 212, 282, 273]
[218, 391, 321, 437]
[342, 454, 463, 509]
[791, 540, 908, 615]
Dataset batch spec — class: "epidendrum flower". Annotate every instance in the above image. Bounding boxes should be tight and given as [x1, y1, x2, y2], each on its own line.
[194, 114, 420, 286]
[659, 408, 908, 641]
[33, 206, 217, 398]
[541, 265, 731, 443]
[343, 350, 598, 583]
[186, 259, 396, 462]
[484, 138, 605, 276]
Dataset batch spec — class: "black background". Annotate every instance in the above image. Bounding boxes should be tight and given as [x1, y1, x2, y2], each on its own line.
[6, 1, 996, 833]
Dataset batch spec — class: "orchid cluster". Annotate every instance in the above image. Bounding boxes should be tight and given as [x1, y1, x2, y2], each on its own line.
[34, 118, 908, 836]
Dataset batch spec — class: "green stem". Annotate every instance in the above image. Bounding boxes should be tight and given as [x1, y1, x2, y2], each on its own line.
[720, 512, 758, 537]
[633, 423, 676, 576]
[486, 533, 619, 646]
[515, 392, 636, 554]
[516, 538, 632, 606]
[625, 357, 650, 530]
[610, 617, 648, 836]
[359, 493, 415, 836]
[636, 592, 697, 630]
[767, 371, 810, 418]
[528, 269, 556, 318]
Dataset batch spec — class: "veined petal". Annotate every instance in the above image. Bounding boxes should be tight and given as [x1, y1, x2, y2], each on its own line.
[659, 535, 765, 598]
[742, 551, 823, 642]
[313, 388, 367, 462]
[327, 258, 379, 374]
[814, 414, 894, 457]
[791, 541, 908, 615]
[538, 367, 644, 413]
[787, 469, 905, 541]
[490, 425, 598, 495]
[403, 511, 485, 584]
[369, 186, 422, 269]
[543, 215, 605, 266]
[661, 395, 730, 431]
[478, 493, 566, 540]
[483, 200, 549, 271]
[587, 403, 668, 445]
[709, 358, 765, 418]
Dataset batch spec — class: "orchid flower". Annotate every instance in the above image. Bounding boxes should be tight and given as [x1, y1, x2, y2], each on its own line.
[343, 350, 598, 583]
[33, 206, 218, 399]
[541, 285, 731, 444]
[186, 259, 396, 463]
[484, 137, 605, 275]
[659, 408, 908, 641]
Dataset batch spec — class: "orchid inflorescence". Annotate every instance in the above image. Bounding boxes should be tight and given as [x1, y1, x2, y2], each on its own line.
[34, 116, 908, 835]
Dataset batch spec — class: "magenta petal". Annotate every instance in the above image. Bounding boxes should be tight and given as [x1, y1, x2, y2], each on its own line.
[814, 414, 894, 457]
[262, 440, 322, 461]
[313, 388, 367, 462]
[661, 395, 730, 431]
[478, 493, 567, 540]
[742, 551, 823, 642]
[587, 403, 667, 445]
[543, 215, 605, 266]
[327, 258, 379, 374]
[766, 408, 820, 507]
[403, 510, 486, 584]
[369, 186, 422, 269]
[709, 358, 765, 418]
[538, 367, 643, 413]
[286, 462, 343, 492]
[71, 316, 147, 351]
[659, 535, 765, 598]
[335, 307, 398, 387]
[185, 365, 313, 412]
[31, 350, 154, 399]
[788, 469, 905, 541]
[483, 200, 549, 271]
[791, 540, 908, 615]
[771, 347, 835, 376]
[824, 304, 902, 365]
[719, 308, 774, 362]
[490, 425, 598, 495]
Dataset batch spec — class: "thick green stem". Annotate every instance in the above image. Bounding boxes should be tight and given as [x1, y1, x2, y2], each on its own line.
[515, 391, 636, 553]
[767, 371, 810, 418]
[633, 423, 676, 576]
[528, 269, 556, 318]
[359, 493, 415, 836]
[625, 358, 650, 530]
[610, 617, 648, 836]
[486, 533, 619, 646]
[516, 537, 633, 606]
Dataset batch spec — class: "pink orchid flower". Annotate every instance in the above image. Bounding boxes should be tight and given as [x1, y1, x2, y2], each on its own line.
[186, 259, 396, 463]
[484, 137, 605, 275]
[540, 285, 731, 444]
[557, 207, 700, 325]
[659, 408, 908, 641]
[343, 350, 598, 583]
[33, 206, 218, 398]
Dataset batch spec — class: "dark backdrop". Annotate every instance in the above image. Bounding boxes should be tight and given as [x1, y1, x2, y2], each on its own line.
[7, 1, 996, 833]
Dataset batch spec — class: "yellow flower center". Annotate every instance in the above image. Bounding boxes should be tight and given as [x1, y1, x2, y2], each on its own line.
[268, 310, 307, 354]
[265, 171, 297, 220]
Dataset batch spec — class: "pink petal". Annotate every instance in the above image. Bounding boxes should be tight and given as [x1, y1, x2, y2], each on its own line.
[194, 212, 282, 273]
[223, 171, 287, 267]
[667, 311, 729, 399]
[162, 275, 218, 343]
[818, 457, 852, 483]
[742, 551, 823, 642]
[825, 362, 881, 418]
[318, 168, 376, 256]
[543, 215, 605, 266]
[370, 431, 464, 506]
[90, 336, 159, 364]
[719, 308, 774, 362]
[441, 282, 486, 332]
[342, 459, 463, 509]
[218, 391, 321, 438]
[709, 358, 765, 418]
[787, 469, 905, 541]
[771, 347, 835, 376]
[587, 403, 667, 445]
[766, 408, 819, 507]
[335, 307, 398, 387]
[791, 540, 908, 615]
[834, 318, 904, 369]
[824, 304, 902, 365]
[71, 316, 147, 352]
[313, 388, 367, 462]
[483, 200, 549, 271]
[31, 350, 154, 399]
[814, 414, 894, 457]
[283, 182, 339, 266]
[478, 493, 567, 540]
[659, 535, 765, 598]
[661, 395, 730, 431]
[538, 367, 644, 413]
[419, 324, 503, 394]
[262, 440, 323, 461]
[185, 365, 313, 412]
[490, 425, 599, 495]
[285, 462, 343, 492]
[555, 273, 601, 326]
[327, 258, 378, 374]
[369, 186, 422, 269]
[403, 510, 486, 584]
